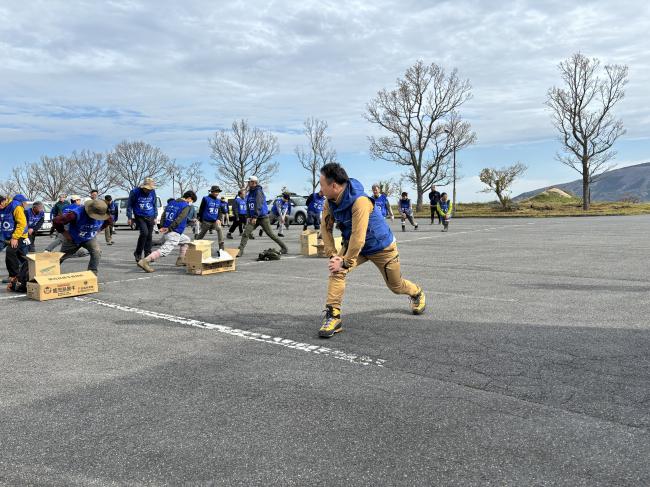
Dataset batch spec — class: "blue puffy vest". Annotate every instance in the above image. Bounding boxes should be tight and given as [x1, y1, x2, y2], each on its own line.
[221, 201, 229, 215]
[372, 194, 389, 217]
[399, 198, 412, 214]
[201, 195, 221, 222]
[163, 199, 190, 234]
[27, 208, 43, 228]
[0, 199, 26, 239]
[131, 188, 157, 218]
[235, 196, 247, 215]
[308, 193, 325, 214]
[328, 179, 394, 256]
[246, 186, 268, 217]
[67, 206, 104, 244]
[271, 197, 287, 216]
[439, 200, 451, 214]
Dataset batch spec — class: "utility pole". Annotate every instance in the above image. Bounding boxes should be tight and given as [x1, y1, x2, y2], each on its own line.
[444, 129, 457, 216]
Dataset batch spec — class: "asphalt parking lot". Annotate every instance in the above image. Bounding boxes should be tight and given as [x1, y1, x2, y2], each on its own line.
[1, 216, 649, 486]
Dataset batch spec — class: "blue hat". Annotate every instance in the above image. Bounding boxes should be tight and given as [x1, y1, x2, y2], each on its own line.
[13, 194, 27, 203]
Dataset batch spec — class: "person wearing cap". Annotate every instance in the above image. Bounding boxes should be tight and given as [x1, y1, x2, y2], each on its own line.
[53, 199, 113, 274]
[104, 195, 118, 245]
[137, 191, 198, 272]
[317, 163, 426, 338]
[127, 177, 158, 262]
[227, 189, 248, 239]
[0, 194, 29, 284]
[26, 201, 45, 252]
[370, 184, 394, 221]
[237, 176, 287, 257]
[266, 192, 292, 238]
[195, 185, 224, 250]
[303, 189, 326, 231]
[398, 192, 418, 232]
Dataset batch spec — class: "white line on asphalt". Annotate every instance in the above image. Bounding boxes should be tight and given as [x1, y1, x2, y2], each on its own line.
[0, 294, 27, 300]
[75, 297, 387, 367]
[100, 275, 168, 285]
[398, 223, 536, 244]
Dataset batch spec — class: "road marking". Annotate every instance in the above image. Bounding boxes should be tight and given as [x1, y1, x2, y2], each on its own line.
[0, 294, 27, 300]
[75, 297, 387, 367]
[100, 275, 168, 285]
[398, 222, 536, 244]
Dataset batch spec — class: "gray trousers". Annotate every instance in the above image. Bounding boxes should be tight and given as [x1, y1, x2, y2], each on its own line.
[196, 221, 224, 247]
[239, 217, 287, 252]
[60, 238, 101, 273]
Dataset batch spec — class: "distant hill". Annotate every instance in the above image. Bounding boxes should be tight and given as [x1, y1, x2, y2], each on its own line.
[514, 162, 650, 202]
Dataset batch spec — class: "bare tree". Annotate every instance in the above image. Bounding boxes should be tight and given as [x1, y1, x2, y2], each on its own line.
[0, 165, 40, 200]
[295, 117, 337, 192]
[69, 150, 119, 196]
[108, 140, 172, 192]
[376, 178, 398, 197]
[168, 161, 208, 196]
[208, 119, 279, 191]
[546, 53, 628, 210]
[365, 60, 476, 211]
[32, 155, 74, 201]
[479, 163, 527, 209]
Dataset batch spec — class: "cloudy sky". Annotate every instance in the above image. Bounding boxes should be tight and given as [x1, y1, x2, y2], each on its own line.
[1, 0, 648, 201]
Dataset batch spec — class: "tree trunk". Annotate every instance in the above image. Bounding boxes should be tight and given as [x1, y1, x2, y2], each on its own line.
[582, 172, 590, 211]
[416, 185, 424, 212]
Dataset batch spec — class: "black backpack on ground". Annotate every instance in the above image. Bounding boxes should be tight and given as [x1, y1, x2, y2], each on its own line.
[257, 248, 281, 261]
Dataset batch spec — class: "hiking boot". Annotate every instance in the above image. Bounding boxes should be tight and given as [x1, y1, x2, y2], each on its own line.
[107, 241, 114, 245]
[414, 224, 418, 230]
[134, 252, 141, 263]
[319, 305, 343, 338]
[237, 248, 244, 257]
[410, 290, 426, 315]
[175, 256, 185, 267]
[137, 258, 155, 273]
[226, 233, 233, 239]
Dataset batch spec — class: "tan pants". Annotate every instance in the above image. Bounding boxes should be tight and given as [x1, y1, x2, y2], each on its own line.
[326, 242, 420, 309]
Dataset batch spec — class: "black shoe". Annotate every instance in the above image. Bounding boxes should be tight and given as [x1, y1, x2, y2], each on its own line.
[402, 225, 406, 232]
[280, 248, 288, 255]
[249, 235, 255, 240]
[414, 224, 418, 230]
[258, 229, 263, 237]
[134, 253, 141, 263]
[278, 233, 284, 237]
[226, 233, 233, 239]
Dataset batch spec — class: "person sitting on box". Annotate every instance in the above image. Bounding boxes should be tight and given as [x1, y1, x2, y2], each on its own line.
[53, 199, 113, 275]
[137, 191, 198, 273]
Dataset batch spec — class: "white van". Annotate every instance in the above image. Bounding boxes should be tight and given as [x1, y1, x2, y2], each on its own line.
[113, 196, 164, 229]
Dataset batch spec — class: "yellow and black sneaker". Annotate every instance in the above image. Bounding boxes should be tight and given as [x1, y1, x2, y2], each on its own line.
[410, 290, 426, 315]
[319, 305, 343, 338]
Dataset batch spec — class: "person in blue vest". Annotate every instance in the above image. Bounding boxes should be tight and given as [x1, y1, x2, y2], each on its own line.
[53, 199, 112, 274]
[104, 195, 118, 246]
[303, 189, 326, 231]
[398, 192, 419, 232]
[317, 163, 426, 338]
[195, 185, 224, 250]
[227, 189, 248, 239]
[437, 192, 453, 232]
[127, 177, 158, 263]
[26, 201, 45, 252]
[220, 197, 230, 226]
[370, 184, 395, 221]
[265, 193, 291, 238]
[237, 176, 288, 257]
[137, 191, 197, 272]
[0, 194, 29, 284]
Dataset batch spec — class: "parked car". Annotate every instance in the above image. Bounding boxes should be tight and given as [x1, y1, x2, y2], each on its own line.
[112, 196, 164, 229]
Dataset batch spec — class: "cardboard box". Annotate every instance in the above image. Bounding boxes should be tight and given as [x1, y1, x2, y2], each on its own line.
[187, 239, 213, 261]
[27, 271, 98, 302]
[300, 230, 319, 256]
[186, 247, 238, 275]
[312, 236, 343, 258]
[26, 252, 64, 281]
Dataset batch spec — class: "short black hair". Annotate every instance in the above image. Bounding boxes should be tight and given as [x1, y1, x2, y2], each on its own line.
[167, 198, 175, 204]
[183, 190, 198, 202]
[104, 195, 112, 201]
[33, 201, 43, 207]
[441, 192, 448, 197]
[90, 189, 98, 193]
[320, 163, 349, 185]
[0, 196, 6, 204]
[401, 192, 408, 197]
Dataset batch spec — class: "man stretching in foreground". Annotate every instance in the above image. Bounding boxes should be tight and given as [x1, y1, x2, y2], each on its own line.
[318, 163, 426, 338]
